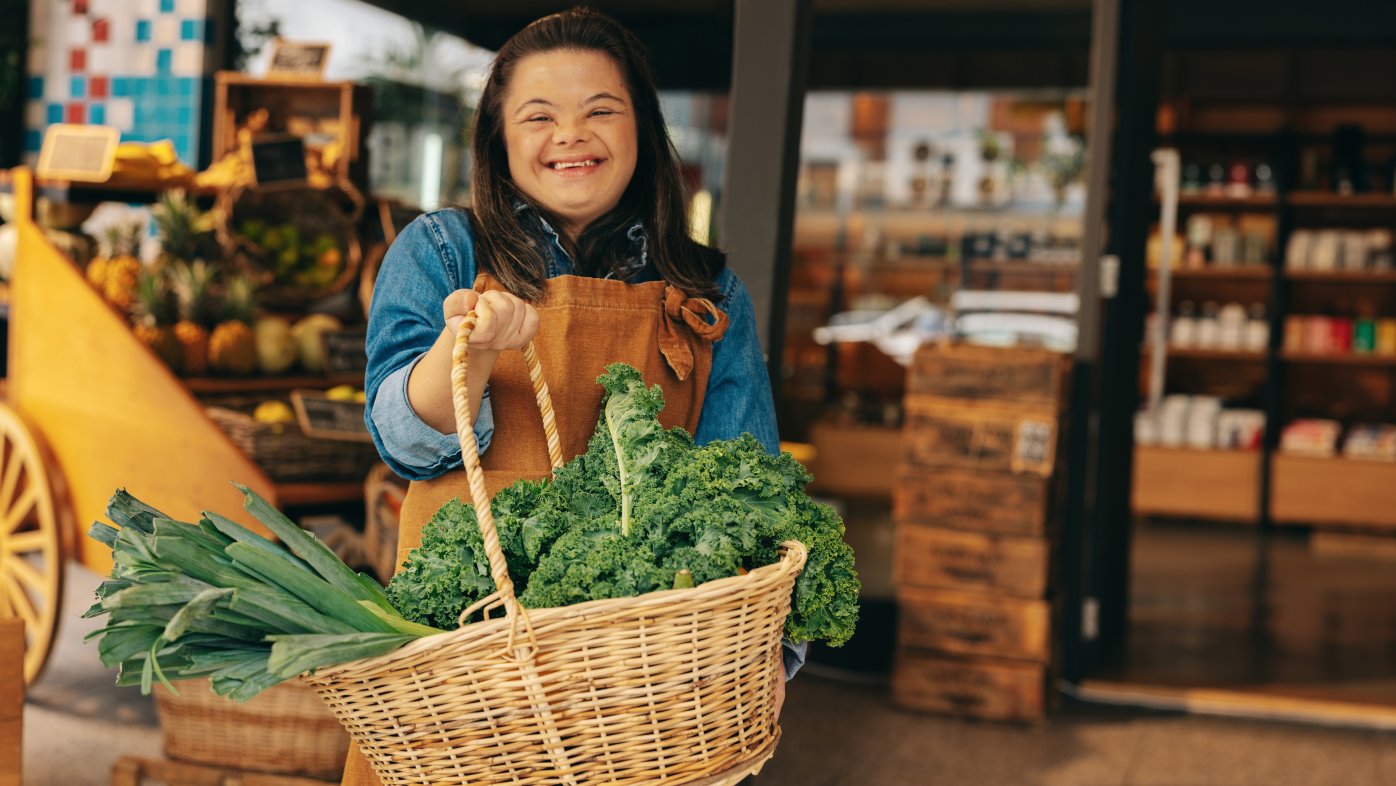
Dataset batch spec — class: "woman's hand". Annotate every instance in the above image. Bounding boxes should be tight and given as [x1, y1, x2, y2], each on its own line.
[443, 289, 540, 351]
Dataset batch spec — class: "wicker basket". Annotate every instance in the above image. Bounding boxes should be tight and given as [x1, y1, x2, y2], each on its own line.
[206, 397, 379, 482]
[154, 678, 350, 779]
[301, 316, 807, 786]
[215, 181, 364, 309]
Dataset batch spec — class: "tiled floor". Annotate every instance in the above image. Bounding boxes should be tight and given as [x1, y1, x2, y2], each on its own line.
[22, 564, 1396, 786]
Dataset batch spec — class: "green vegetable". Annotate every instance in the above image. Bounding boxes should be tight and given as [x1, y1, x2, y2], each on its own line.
[389, 363, 860, 646]
[85, 487, 444, 702]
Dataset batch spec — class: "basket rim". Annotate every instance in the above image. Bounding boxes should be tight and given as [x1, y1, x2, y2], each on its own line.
[304, 538, 808, 682]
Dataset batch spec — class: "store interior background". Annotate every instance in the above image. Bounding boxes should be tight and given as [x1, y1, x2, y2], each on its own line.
[4, 0, 1396, 782]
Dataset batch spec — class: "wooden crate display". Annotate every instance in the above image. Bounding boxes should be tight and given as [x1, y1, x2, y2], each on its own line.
[895, 468, 1052, 537]
[0, 619, 20, 786]
[894, 523, 1051, 598]
[213, 72, 373, 187]
[903, 396, 1059, 477]
[896, 587, 1052, 662]
[907, 343, 1069, 410]
[891, 649, 1051, 723]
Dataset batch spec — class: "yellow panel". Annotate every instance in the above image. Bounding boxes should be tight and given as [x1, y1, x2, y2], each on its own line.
[10, 179, 276, 573]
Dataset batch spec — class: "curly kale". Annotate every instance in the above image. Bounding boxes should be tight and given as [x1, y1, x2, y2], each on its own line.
[387, 364, 860, 646]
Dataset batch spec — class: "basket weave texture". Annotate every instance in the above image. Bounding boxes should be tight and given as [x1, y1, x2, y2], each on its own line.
[301, 314, 807, 786]
[206, 397, 379, 482]
[154, 678, 349, 779]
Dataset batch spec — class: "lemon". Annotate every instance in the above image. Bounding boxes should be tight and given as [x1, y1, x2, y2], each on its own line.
[326, 384, 359, 401]
[253, 400, 296, 425]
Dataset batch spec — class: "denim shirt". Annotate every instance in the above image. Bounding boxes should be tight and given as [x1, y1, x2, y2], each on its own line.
[363, 208, 805, 677]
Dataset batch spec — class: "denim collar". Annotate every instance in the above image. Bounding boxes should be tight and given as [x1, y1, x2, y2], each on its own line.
[512, 199, 649, 280]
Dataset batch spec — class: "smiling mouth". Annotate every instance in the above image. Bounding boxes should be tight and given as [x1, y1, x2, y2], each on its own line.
[548, 158, 604, 171]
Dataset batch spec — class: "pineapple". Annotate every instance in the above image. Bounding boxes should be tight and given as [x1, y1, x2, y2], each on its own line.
[152, 190, 213, 269]
[170, 260, 216, 376]
[131, 268, 182, 371]
[103, 222, 144, 313]
[86, 226, 121, 291]
[208, 275, 258, 376]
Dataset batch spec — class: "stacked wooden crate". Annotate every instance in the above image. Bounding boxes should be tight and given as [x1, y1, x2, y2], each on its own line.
[890, 342, 1069, 722]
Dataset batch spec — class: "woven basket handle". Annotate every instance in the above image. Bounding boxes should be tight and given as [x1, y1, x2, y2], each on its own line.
[450, 312, 564, 622]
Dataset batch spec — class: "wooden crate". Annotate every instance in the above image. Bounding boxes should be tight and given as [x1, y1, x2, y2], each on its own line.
[891, 648, 1052, 722]
[895, 468, 1052, 537]
[1132, 445, 1260, 523]
[808, 419, 902, 501]
[897, 587, 1052, 662]
[0, 619, 21, 786]
[213, 72, 373, 186]
[1271, 455, 1396, 530]
[894, 523, 1051, 598]
[908, 343, 1070, 410]
[903, 396, 1059, 477]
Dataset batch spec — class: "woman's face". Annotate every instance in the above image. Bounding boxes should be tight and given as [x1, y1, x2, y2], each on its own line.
[502, 49, 639, 239]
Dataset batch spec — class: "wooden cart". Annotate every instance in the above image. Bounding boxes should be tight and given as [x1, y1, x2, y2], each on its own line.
[0, 168, 364, 685]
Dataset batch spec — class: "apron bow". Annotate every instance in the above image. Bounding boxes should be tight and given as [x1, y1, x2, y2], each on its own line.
[658, 285, 729, 381]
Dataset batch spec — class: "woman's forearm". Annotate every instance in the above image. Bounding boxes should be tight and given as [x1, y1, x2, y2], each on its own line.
[406, 326, 499, 436]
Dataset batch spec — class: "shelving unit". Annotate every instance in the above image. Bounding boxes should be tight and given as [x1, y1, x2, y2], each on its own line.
[1134, 112, 1396, 532]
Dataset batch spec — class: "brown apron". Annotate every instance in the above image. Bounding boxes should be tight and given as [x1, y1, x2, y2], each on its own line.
[341, 272, 728, 786]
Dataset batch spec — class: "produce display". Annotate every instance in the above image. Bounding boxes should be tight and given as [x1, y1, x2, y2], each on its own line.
[237, 219, 344, 290]
[86, 365, 860, 701]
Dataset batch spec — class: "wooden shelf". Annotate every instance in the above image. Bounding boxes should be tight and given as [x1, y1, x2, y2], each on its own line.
[275, 481, 367, 507]
[1288, 192, 1396, 209]
[1133, 445, 1260, 522]
[1151, 267, 1272, 281]
[1146, 347, 1267, 361]
[1281, 351, 1396, 366]
[185, 373, 363, 395]
[1272, 454, 1396, 529]
[1285, 270, 1396, 283]
[1172, 193, 1278, 209]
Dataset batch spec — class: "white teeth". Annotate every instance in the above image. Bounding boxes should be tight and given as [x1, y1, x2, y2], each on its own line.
[551, 160, 597, 169]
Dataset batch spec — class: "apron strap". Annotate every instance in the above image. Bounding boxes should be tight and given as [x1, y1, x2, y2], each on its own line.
[659, 285, 729, 381]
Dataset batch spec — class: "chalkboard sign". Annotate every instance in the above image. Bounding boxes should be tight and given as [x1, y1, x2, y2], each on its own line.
[291, 389, 371, 442]
[267, 40, 331, 80]
[250, 135, 308, 187]
[321, 328, 368, 375]
[36, 124, 120, 182]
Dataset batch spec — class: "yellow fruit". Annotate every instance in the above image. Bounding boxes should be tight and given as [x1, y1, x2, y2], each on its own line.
[86, 256, 109, 291]
[134, 324, 181, 371]
[353, 391, 366, 404]
[254, 400, 296, 425]
[326, 384, 358, 401]
[208, 320, 257, 376]
[173, 320, 209, 376]
[104, 257, 141, 312]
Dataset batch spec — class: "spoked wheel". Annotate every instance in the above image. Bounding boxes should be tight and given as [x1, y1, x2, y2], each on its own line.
[0, 402, 64, 685]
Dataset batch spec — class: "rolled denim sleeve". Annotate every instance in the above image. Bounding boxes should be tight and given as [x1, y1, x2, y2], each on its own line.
[364, 210, 489, 480]
[694, 269, 779, 453]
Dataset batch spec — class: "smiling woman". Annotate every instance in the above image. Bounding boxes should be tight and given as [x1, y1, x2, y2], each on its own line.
[351, 6, 801, 786]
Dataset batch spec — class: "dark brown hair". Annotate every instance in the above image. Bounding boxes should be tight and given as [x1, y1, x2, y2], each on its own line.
[467, 6, 723, 301]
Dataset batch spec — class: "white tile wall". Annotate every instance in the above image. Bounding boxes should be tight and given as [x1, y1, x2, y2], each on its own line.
[106, 98, 135, 130]
[173, 45, 203, 77]
[154, 16, 179, 45]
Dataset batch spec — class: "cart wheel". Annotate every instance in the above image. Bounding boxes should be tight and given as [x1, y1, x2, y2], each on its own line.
[0, 402, 64, 685]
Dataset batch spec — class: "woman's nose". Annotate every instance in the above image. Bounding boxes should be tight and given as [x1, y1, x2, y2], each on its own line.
[552, 118, 590, 145]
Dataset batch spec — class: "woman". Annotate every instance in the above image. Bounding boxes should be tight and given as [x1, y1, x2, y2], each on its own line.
[346, 7, 800, 785]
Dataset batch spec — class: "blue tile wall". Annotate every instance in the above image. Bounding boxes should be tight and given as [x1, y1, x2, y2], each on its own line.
[46, 103, 63, 124]
[70, 76, 86, 99]
[181, 20, 201, 41]
[89, 103, 105, 125]
[156, 49, 172, 75]
[27, 76, 43, 99]
[160, 0, 175, 12]
[135, 19, 151, 42]
[25, 130, 42, 153]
